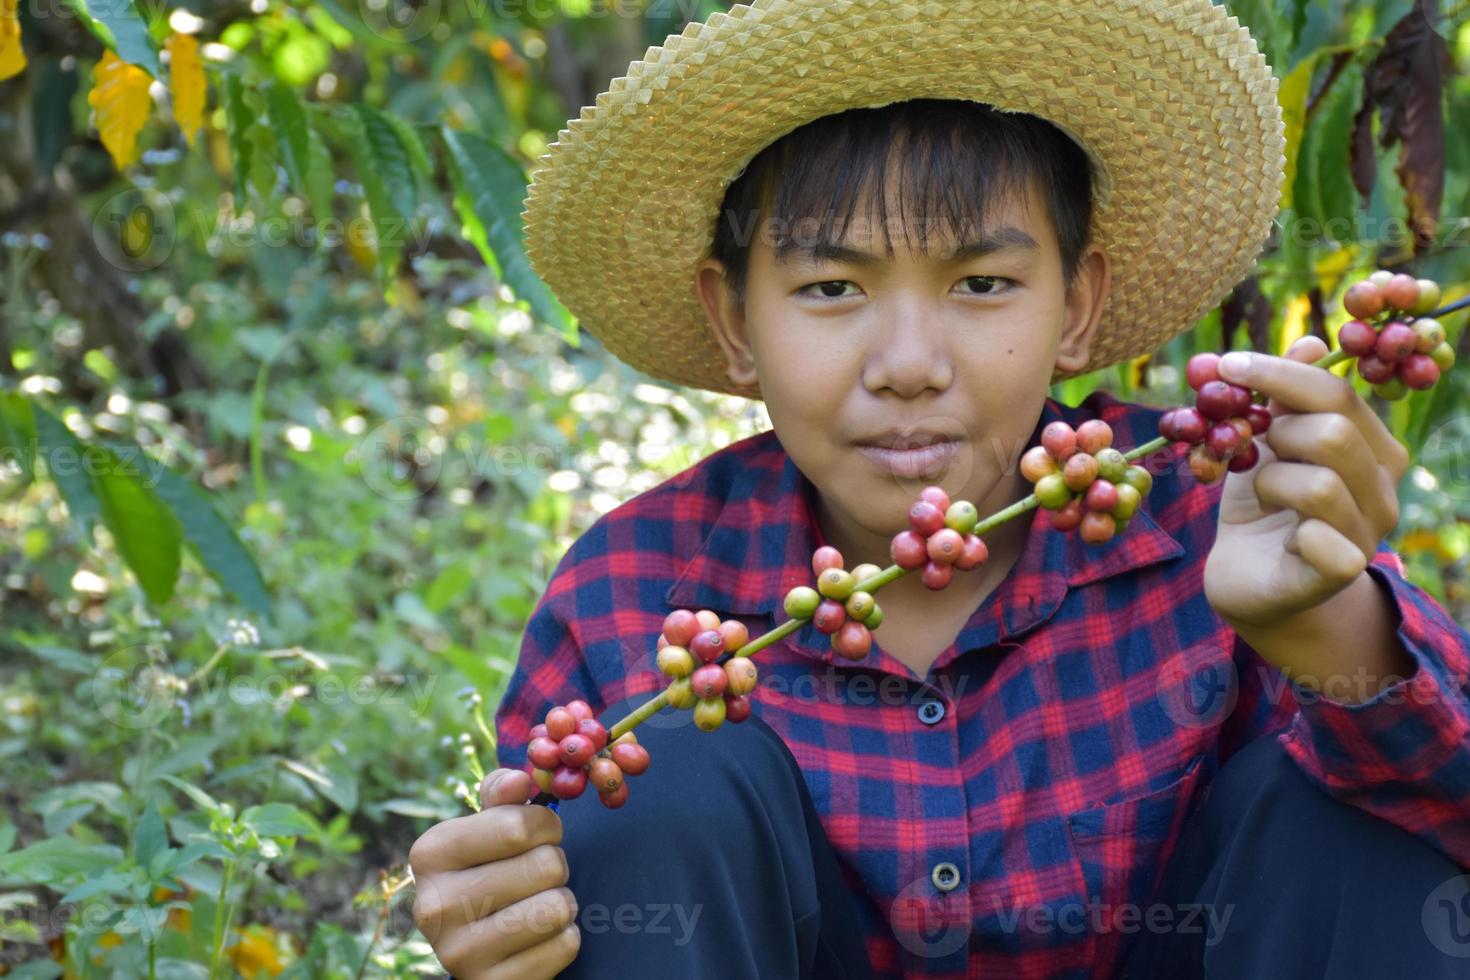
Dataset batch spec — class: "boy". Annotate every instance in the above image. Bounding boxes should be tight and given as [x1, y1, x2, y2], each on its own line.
[408, 1, 1470, 977]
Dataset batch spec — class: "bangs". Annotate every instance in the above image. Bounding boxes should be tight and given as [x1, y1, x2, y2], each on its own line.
[709, 98, 1095, 300]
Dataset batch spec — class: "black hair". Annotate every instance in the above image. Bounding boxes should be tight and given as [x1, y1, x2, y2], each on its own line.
[707, 98, 1096, 304]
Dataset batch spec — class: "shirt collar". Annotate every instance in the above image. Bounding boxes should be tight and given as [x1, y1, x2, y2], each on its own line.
[665, 399, 1185, 645]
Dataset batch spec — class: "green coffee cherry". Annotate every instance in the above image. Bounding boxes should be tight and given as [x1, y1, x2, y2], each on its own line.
[944, 500, 979, 535]
[784, 586, 820, 619]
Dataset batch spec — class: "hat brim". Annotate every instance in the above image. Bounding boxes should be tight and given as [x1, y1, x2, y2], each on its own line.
[523, 0, 1286, 401]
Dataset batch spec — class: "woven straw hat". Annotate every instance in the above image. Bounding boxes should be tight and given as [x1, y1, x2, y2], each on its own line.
[521, 0, 1286, 401]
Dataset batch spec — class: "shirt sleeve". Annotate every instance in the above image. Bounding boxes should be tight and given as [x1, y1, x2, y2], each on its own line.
[1225, 545, 1470, 870]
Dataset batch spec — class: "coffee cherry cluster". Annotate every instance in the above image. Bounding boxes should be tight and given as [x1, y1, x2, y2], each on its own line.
[527, 700, 651, 809]
[1338, 272, 1455, 400]
[1157, 353, 1272, 485]
[1021, 419, 1153, 544]
[656, 609, 757, 731]
[888, 486, 990, 591]
[784, 547, 886, 660]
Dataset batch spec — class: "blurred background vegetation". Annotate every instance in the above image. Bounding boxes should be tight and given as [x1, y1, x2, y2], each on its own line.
[1, 0, 1468, 975]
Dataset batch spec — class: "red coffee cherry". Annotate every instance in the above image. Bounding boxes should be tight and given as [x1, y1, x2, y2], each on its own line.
[908, 500, 945, 536]
[550, 765, 588, 800]
[918, 485, 951, 513]
[723, 693, 753, 724]
[1185, 352, 1222, 390]
[1061, 452, 1099, 493]
[926, 528, 965, 564]
[545, 707, 576, 741]
[724, 657, 758, 696]
[890, 530, 929, 569]
[921, 561, 954, 591]
[1084, 479, 1119, 514]
[833, 620, 873, 660]
[694, 609, 722, 633]
[1227, 440, 1260, 473]
[1079, 510, 1116, 545]
[1020, 445, 1057, 482]
[558, 733, 595, 767]
[1400, 353, 1441, 390]
[1159, 406, 1208, 444]
[528, 736, 562, 771]
[662, 609, 699, 647]
[529, 723, 548, 741]
[1075, 419, 1113, 455]
[1383, 274, 1421, 312]
[811, 545, 844, 575]
[1048, 499, 1084, 532]
[954, 534, 989, 571]
[813, 599, 847, 634]
[690, 663, 728, 699]
[1343, 281, 1385, 319]
[588, 757, 624, 794]
[575, 718, 608, 751]
[1041, 421, 1078, 461]
[1194, 381, 1238, 422]
[690, 630, 726, 663]
[1188, 444, 1228, 484]
[1205, 421, 1241, 460]
[565, 700, 593, 722]
[597, 782, 630, 809]
[718, 620, 749, 652]
[1356, 353, 1396, 384]
[610, 741, 650, 776]
[1245, 404, 1273, 435]
[1375, 322, 1417, 363]
[1338, 319, 1378, 357]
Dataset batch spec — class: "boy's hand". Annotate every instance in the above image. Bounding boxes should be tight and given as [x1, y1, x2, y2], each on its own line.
[409, 768, 581, 979]
[1203, 336, 1410, 632]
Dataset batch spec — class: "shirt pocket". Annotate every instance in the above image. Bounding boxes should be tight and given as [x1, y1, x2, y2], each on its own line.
[1063, 751, 1207, 966]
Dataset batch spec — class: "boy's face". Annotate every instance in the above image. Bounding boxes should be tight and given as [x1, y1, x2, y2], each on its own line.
[697, 167, 1111, 550]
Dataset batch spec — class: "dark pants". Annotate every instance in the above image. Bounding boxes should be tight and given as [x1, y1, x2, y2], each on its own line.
[549, 695, 1470, 978]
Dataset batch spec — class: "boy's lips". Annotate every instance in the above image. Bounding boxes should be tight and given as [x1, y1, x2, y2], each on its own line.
[854, 438, 961, 479]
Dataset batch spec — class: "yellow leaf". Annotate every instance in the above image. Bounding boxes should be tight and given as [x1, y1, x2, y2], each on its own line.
[166, 33, 206, 147]
[88, 51, 153, 170]
[0, 0, 26, 81]
[1278, 294, 1311, 356]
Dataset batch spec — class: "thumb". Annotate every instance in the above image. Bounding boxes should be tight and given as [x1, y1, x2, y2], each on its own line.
[479, 768, 534, 810]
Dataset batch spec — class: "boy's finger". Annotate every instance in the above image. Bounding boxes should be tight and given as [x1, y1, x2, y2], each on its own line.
[1217, 350, 1403, 467]
[481, 768, 535, 810]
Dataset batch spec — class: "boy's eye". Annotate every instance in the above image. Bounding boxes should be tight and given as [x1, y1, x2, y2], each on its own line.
[796, 277, 1014, 301]
[959, 276, 1011, 295]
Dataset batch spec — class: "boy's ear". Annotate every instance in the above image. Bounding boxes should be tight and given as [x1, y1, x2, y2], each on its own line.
[1055, 244, 1112, 374]
[694, 257, 760, 388]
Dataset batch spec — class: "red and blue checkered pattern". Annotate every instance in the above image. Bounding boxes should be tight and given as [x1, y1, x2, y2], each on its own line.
[494, 392, 1470, 978]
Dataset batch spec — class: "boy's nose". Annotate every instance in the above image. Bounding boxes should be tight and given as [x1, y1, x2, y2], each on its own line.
[864, 305, 954, 398]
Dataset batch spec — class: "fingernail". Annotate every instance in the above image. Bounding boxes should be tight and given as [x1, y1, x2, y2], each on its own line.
[1220, 352, 1253, 378]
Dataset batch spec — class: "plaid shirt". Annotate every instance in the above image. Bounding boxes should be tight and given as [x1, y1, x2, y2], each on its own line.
[494, 391, 1470, 979]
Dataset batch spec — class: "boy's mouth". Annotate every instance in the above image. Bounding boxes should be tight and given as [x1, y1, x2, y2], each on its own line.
[853, 430, 961, 479]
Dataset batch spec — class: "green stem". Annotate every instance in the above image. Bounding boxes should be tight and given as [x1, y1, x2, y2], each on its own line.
[207, 859, 236, 980]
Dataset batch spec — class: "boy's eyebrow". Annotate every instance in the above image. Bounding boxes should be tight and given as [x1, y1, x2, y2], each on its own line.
[777, 226, 1041, 268]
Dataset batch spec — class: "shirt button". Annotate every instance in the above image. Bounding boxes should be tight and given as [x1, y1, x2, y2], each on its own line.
[917, 699, 945, 725]
[931, 862, 961, 892]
